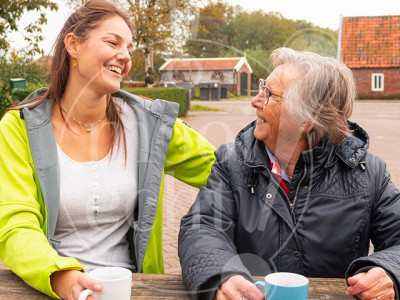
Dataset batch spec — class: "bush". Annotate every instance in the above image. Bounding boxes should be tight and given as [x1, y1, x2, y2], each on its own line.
[1, 86, 189, 118]
[0, 50, 47, 117]
[0, 98, 11, 117]
[123, 87, 188, 117]
[0, 82, 47, 117]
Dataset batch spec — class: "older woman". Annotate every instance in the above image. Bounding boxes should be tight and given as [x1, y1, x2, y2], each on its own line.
[178, 47, 400, 300]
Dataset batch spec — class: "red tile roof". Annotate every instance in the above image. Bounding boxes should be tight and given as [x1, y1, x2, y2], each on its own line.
[159, 57, 247, 71]
[340, 15, 400, 68]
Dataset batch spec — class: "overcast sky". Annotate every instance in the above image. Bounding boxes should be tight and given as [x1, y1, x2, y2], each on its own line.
[231, 0, 400, 30]
[8, 0, 400, 57]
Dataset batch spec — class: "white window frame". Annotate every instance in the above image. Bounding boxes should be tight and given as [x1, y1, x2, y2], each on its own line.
[371, 73, 384, 91]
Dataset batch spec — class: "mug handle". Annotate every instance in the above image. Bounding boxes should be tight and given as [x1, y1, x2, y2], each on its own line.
[254, 280, 266, 291]
[254, 281, 265, 290]
[78, 289, 94, 300]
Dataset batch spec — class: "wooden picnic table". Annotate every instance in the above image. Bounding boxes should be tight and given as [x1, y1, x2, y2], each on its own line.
[0, 268, 349, 299]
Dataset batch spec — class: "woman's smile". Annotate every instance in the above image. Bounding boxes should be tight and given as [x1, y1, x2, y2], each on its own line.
[104, 64, 123, 75]
[256, 116, 267, 124]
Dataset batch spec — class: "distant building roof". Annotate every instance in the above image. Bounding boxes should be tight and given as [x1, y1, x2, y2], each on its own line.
[34, 55, 53, 64]
[340, 15, 400, 68]
[159, 57, 253, 73]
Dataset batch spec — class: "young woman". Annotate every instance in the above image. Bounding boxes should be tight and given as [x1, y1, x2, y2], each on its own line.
[0, 1, 215, 299]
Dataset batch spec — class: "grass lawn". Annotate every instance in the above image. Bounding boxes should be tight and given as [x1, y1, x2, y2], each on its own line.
[189, 104, 222, 112]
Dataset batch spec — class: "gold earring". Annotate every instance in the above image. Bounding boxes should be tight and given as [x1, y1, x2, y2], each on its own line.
[72, 59, 78, 67]
[299, 126, 305, 133]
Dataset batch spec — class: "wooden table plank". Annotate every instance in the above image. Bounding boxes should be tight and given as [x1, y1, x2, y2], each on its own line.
[0, 269, 348, 299]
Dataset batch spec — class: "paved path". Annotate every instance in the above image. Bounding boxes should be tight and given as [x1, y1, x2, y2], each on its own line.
[162, 99, 400, 274]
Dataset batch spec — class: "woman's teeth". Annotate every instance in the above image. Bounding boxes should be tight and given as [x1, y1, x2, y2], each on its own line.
[105, 65, 122, 74]
[257, 117, 266, 123]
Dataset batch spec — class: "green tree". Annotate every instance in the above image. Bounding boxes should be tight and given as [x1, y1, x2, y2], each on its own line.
[226, 10, 337, 56]
[185, 1, 234, 58]
[283, 21, 337, 56]
[224, 10, 338, 88]
[0, 0, 58, 56]
[0, 50, 47, 115]
[226, 11, 298, 51]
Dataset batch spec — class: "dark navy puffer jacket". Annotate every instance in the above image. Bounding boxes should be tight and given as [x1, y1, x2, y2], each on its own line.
[178, 121, 400, 300]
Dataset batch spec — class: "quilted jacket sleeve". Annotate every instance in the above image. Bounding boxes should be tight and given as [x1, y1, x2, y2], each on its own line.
[346, 153, 400, 299]
[178, 143, 252, 300]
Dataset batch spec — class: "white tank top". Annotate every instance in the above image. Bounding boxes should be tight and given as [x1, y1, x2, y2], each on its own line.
[54, 98, 138, 271]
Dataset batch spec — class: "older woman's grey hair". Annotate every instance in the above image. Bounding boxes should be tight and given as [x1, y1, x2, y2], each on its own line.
[271, 47, 357, 145]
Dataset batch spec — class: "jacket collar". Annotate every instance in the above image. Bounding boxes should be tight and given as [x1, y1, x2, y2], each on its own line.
[300, 120, 369, 169]
[239, 120, 369, 171]
[237, 121, 270, 168]
[335, 121, 369, 168]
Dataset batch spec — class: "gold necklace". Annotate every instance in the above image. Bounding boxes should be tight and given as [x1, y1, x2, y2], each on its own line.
[60, 106, 107, 133]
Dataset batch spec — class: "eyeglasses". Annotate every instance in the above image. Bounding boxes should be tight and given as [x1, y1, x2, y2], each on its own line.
[259, 78, 284, 107]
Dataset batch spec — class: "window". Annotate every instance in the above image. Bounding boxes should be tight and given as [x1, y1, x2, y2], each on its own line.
[211, 71, 224, 81]
[173, 71, 185, 81]
[371, 73, 384, 91]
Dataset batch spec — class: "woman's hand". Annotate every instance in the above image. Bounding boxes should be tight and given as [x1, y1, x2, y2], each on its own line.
[215, 275, 264, 300]
[346, 267, 395, 300]
[50, 269, 102, 300]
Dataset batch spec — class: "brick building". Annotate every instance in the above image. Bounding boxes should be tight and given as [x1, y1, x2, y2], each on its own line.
[338, 15, 400, 99]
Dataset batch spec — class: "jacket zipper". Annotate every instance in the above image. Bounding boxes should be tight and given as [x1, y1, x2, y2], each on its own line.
[290, 164, 307, 225]
[246, 162, 307, 225]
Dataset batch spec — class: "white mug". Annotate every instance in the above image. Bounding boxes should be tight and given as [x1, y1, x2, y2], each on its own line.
[78, 267, 132, 300]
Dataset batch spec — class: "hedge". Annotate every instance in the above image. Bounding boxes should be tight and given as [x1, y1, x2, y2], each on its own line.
[0, 98, 11, 117]
[0, 88, 39, 117]
[1, 86, 189, 118]
[123, 87, 188, 117]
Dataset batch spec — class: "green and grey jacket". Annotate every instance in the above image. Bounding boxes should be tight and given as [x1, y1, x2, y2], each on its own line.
[0, 89, 215, 299]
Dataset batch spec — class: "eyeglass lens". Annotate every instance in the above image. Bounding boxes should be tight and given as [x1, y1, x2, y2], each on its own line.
[259, 79, 269, 106]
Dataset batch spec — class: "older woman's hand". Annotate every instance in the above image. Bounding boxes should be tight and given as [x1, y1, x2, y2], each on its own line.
[215, 275, 264, 300]
[346, 267, 395, 300]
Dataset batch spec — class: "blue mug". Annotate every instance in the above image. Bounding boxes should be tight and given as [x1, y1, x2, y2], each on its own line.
[254, 272, 309, 300]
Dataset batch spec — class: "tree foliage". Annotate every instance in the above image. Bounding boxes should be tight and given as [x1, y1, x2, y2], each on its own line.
[128, 49, 165, 81]
[226, 11, 290, 51]
[0, 0, 58, 56]
[186, 1, 234, 58]
[129, 1, 195, 56]
[0, 50, 47, 115]
[185, 2, 338, 87]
